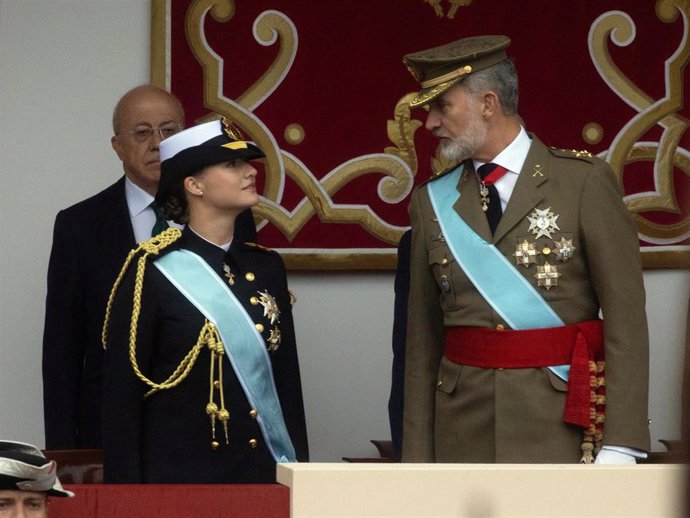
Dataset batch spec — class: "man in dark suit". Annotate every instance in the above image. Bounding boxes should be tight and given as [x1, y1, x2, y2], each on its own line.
[401, 36, 649, 464]
[388, 229, 410, 459]
[42, 85, 256, 449]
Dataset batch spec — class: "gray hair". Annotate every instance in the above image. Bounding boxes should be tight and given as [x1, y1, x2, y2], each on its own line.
[462, 59, 518, 116]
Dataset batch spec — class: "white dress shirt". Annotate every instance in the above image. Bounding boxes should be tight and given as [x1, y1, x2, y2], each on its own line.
[124, 177, 182, 243]
[472, 125, 531, 211]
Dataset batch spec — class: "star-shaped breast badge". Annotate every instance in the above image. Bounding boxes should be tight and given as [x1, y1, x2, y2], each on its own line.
[553, 237, 576, 262]
[534, 262, 561, 290]
[527, 207, 560, 239]
[257, 291, 280, 324]
[513, 240, 537, 267]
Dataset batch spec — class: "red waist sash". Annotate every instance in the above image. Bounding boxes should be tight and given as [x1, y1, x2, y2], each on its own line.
[444, 320, 604, 428]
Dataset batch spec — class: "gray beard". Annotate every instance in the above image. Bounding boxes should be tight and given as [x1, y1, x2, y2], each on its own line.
[437, 114, 487, 163]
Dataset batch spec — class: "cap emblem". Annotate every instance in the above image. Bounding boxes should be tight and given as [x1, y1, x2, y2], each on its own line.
[221, 117, 249, 150]
[221, 116, 245, 141]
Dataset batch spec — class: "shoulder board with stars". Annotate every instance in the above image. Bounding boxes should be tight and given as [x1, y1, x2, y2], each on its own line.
[548, 147, 597, 163]
[242, 242, 276, 253]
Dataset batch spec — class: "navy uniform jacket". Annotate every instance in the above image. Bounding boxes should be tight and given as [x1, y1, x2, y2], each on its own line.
[42, 178, 256, 449]
[102, 226, 308, 483]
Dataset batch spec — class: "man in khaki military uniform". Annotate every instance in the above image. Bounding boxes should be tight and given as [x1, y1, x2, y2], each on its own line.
[401, 35, 650, 464]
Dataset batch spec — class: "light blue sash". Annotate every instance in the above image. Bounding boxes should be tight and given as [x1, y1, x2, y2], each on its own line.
[154, 249, 296, 462]
[427, 167, 570, 381]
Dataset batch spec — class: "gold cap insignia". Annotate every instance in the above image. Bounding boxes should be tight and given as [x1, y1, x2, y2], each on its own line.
[221, 116, 245, 141]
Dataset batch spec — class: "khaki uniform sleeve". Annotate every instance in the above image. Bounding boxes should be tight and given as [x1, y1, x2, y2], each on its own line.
[579, 160, 650, 451]
[402, 187, 446, 462]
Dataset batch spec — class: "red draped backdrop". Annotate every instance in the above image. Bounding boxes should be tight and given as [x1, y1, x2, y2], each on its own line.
[151, 0, 689, 269]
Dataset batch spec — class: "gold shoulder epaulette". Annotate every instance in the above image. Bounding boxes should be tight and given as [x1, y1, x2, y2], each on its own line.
[244, 241, 275, 252]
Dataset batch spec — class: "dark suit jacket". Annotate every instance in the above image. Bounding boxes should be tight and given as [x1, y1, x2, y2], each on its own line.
[403, 135, 650, 463]
[388, 229, 411, 458]
[102, 227, 308, 483]
[42, 177, 256, 449]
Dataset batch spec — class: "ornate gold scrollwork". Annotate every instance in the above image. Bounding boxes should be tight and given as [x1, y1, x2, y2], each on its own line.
[589, 1, 690, 243]
[185, 0, 417, 246]
[186, 0, 289, 207]
[422, 0, 473, 19]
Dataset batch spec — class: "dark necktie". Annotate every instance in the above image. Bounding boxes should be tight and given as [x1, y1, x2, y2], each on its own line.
[477, 163, 509, 235]
[150, 201, 169, 237]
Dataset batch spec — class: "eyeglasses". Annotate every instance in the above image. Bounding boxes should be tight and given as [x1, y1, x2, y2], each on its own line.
[121, 125, 181, 142]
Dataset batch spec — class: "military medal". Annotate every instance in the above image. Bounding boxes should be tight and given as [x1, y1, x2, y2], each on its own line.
[479, 183, 490, 212]
[513, 240, 537, 267]
[257, 290, 280, 324]
[222, 263, 235, 286]
[527, 207, 560, 239]
[534, 262, 561, 290]
[553, 237, 575, 262]
[267, 327, 282, 352]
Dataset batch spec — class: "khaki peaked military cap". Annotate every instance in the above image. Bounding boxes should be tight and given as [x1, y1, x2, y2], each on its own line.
[403, 35, 511, 107]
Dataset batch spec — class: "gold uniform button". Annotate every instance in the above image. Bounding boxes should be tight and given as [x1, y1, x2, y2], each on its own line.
[496, 324, 505, 331]
[245, 272, 256, 282]
[248, 439, 258, 448]
[249, 410, 257, 419]
[437, 380, 443, 388]
[441, 258, 448, 265]
[213, 380, 220, 389]
[250, 296, 259, 305]
[255, 323, 265, 333]
[542, 246, 551, 255]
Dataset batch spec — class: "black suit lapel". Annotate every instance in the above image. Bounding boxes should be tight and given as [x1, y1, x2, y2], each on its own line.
[98, 178, 137, 276]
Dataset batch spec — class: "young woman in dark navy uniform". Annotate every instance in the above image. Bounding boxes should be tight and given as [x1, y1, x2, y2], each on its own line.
[102, 118, 308, 483]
